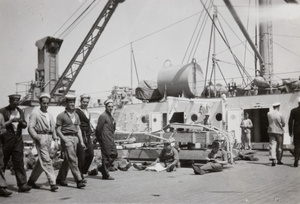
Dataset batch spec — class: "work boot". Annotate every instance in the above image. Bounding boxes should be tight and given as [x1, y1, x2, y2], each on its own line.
[50, 185, 58, 192]
[76, 181, 86, 188]
[277, 161, 283, 165]
[192, 164, 205, 175]
[166, 163, 176, 172]
[294, 160, 298, 167]
[18, 184, 32, 192]
[133, 163, 143, 171]
[119, 162, 131, 171]
[271, 160, 276, 167]
[0, 188, 12, 197]
[27, 180, 41, 189]
[102, 176, 114, 180]
[56, 179, 68, 187]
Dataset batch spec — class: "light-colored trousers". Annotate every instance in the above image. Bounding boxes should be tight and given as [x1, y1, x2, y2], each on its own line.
[269, 133, 283, 161]
[28, 134, 56, 185]
[242, 132, 252, 150]
[57, 136, 82, 182]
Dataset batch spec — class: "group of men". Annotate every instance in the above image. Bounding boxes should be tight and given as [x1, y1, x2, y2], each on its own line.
[0, 93, 117, 197]
[239, 97, 300, 167]
[1, 92, 300, 197]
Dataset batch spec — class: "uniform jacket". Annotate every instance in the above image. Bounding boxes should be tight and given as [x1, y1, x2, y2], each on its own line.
[95, 111, 116, 153]
[289, 106, 300, 136]
[267, 110, 285, 134]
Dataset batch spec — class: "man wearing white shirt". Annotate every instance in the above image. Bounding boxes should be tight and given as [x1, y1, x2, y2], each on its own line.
[27, 93, 59, 192]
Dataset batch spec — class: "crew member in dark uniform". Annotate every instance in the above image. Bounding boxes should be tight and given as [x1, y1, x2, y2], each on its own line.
[289, 97, 300, 167]
[0, 112, 12, 197]
[0, 94, 31, 192]
[76, 94, 94, 179]
[96, 99, 117, 180]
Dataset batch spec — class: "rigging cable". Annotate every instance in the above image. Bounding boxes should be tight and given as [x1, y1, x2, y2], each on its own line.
[190, 4, 212, 62]
[58, 0, 97, 39]
[53, 0, 90, 37]
[182, 0, 208, 64]
[88, 11, 202, 64]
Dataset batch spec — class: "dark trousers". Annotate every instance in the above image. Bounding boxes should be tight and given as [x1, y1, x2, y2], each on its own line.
[294, 135, 300, 160]
[1, 135, 27, 187]
[100, 146, 118, 179]
[77, 137, 94, 175]
[0, 145, 7, 188]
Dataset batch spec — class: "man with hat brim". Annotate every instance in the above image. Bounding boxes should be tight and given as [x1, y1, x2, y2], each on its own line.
[75, 94, 94, 180]
[0, 112, 12, 197]
[240, 112, 253, 150]
[267, 102, 285, 166]
[96, 99, 117, 180]
[0, 94, 31, 192]
[26, 93, 59, 192]
[133, 139, 179, 172]
[288, 96, 300, 167]
[56, 95, 86, 188]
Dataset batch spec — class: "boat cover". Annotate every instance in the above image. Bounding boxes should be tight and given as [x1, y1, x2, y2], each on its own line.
[135, 80, 163, 102]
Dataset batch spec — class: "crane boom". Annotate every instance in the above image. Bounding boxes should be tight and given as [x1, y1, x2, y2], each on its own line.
[50, 0, 125, 101]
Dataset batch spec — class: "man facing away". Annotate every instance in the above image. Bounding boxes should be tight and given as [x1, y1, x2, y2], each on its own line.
[0, 112, 12, 197]
[55, 95, 86, 188]
[0, 94, 31, 192]
[288, 96, 300, 167]
[267, 102, 285, 166]
[26, 93, 59, 192]
[96, 99, 117, 180]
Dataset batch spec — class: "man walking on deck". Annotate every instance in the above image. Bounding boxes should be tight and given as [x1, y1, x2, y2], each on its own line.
[0, 94, 31, 192]
[0, 113, 12, 197]
[26, 93, 59, 192]
[76, 94, 94, 180]
[96, 99, 117, 180]
[267, 102, 285, 166]
[56, 95, 86, 188]
[288, 96, 300, 167]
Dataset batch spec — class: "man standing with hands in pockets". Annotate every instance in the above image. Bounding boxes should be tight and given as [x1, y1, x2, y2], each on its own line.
[27, 93, 59, 192]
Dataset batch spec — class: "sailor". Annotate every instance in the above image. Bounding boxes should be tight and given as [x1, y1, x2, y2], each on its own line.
[133, 139, 179, 172]
[0, 112, 12, 197]
[55, 95, 86, 188]
[192, 140, 228, 175]
[96, 99, 117, 180]
[288, 96, 300, 167]
[267, 102, 285, 166]
[240, 112, 253, 150]
[0, 94, 31, 192]
[26, 93, 59, 192]
[75, 94, 94, 179]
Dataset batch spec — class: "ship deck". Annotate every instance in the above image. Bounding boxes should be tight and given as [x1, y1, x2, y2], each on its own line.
[2, 151, 300, 204]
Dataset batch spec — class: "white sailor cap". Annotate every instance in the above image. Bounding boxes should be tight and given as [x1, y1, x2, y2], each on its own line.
[65, 94, 76, 100]
[80, 94, 91, 99]
[104, 99, 113, 105]
[39, 93, 51, 99]
[272, 102, 280, 107]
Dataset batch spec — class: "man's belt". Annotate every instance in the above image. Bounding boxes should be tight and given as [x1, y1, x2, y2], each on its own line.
[63, 133, 78, 136]
[36, 130, 53, 135]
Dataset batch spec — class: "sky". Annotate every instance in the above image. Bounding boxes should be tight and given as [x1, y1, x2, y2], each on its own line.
[0, 0, 300, 107]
